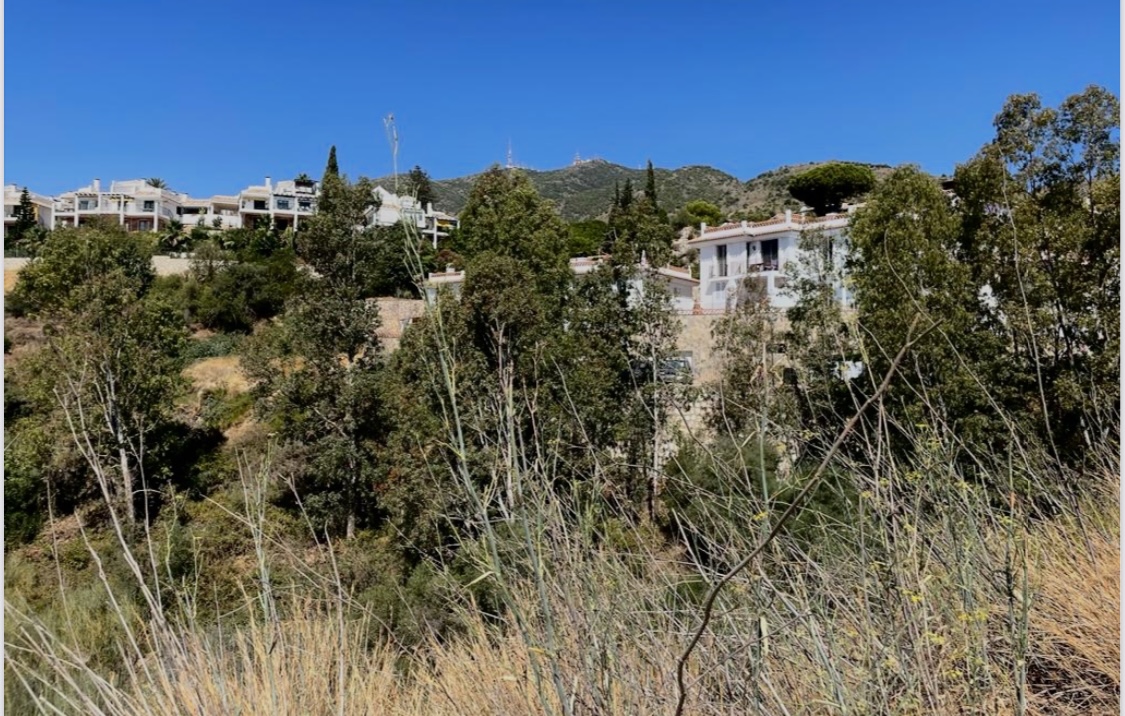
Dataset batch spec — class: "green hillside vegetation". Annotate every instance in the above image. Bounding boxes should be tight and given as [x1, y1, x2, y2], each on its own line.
[4, 86, 1119, 715]
[380, 159, 895, 222]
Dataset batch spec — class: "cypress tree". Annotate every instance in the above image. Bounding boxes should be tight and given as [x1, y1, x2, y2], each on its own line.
[325, 145, 339, 178]
[644, 160, 658, 206]
[620, 178, 634, 209]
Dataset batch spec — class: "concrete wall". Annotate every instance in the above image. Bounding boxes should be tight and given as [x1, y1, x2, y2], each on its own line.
[373, 297, 427, 352]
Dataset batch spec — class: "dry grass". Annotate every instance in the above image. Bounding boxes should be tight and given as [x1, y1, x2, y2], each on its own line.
[5, 268, 21, 294]
[1025, 511, 1119, 715]
[183, 356, 249, 394]
[6, 481, 1118, 716]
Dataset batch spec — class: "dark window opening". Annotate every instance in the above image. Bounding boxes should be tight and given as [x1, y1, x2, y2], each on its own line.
[762, 239, 779, 271]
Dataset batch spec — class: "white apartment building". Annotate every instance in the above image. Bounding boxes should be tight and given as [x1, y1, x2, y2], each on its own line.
[50, 179, 183, 232]
[237, 176, 318, 232]
[368, 186, 458, 248]
[689, 208, 853, 311]
[425, 255, 698, 313]
[4, 185, 55, 232]
[177, 194, 242, 229]
[12, 176, 462, 245]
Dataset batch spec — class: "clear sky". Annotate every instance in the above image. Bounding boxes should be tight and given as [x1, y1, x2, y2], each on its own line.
[5, 0, 1119, 197]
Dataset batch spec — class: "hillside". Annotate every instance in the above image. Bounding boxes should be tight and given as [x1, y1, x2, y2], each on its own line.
[382, 159, 896, 222]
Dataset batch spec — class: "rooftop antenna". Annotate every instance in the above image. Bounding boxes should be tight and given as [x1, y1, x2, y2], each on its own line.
[384, 113, 399, 192]
[506, 139, 515, 170]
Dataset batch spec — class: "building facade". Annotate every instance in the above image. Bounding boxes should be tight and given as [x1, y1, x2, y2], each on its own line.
[48, 179, 183, 232]
[3, 177, 459, 244]
[368, 186, 459, 248]
[689, 208, 853, 311]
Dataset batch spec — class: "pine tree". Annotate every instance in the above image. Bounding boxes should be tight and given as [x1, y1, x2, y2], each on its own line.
[407, 165, 436, 209]
[11, 188, 37, 246]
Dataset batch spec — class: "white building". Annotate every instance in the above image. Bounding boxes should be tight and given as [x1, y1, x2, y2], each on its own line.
[11, 175, 461, 244]
[177, 194, 242, 229]
[237, 176, 318, 232]
[4, 185, 55, 233]
[368, 186, 458, 249]
[689, 208, 853, 311]
[51, 179, 183, 232]
[425, 255, 698, 313]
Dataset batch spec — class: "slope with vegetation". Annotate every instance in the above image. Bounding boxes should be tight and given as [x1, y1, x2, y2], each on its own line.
[4, 86, 1120, 715]
[387, 159, 895, 223]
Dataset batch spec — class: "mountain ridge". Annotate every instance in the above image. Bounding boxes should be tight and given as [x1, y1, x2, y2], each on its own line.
[378, 159, 896, 222]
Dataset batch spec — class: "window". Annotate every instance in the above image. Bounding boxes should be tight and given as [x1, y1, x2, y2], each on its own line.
[78, 199, 94, 210]
[276, 198, 291, 210]
[143, 200, 155, 212]
[298, 199, 312, 211]
[761, 239, 779, 271]
[136, 220, 152, 231]
[717, 244, 728, 277]
[253, 200, 268, 211]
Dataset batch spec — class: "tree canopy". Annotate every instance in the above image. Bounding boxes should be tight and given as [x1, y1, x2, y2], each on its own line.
[788, 163, 876, 214]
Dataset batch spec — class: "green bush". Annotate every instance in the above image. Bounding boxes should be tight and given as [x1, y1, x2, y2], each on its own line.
[182, 332, 244, 362]
[199, 389, 254, 432]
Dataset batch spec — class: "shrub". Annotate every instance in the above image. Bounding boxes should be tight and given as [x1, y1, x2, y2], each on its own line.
[183, 332, 244, 362]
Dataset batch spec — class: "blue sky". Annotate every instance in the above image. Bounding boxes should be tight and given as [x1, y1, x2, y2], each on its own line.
[5, 0, 1119, 197]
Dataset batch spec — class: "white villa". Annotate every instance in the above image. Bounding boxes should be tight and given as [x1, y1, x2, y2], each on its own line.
[235, 176, 319, 232]
[688, 208, 854, 310]
[368, 186, 458, 249]
[48, 179, 184, 232]
[3, 177, 458, 241]
[425, 255, 699, 313]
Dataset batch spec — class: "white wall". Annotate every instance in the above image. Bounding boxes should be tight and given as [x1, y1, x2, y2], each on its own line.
[697, 228, 841, 311]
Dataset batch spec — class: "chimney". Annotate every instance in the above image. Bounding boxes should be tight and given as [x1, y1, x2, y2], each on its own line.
[265, 176, 272, 190]
[700, 222, 708, 234]
[426, 201, 433, 214]
[93, 178, 101, 193]
[784, 209, 792, 223]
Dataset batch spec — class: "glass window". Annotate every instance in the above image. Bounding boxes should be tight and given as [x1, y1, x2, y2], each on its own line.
[276, 199, 291, 210]
[253, 200, 268, 211]
[143, 200, 155, 212]
[717, 244, 728, 277]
